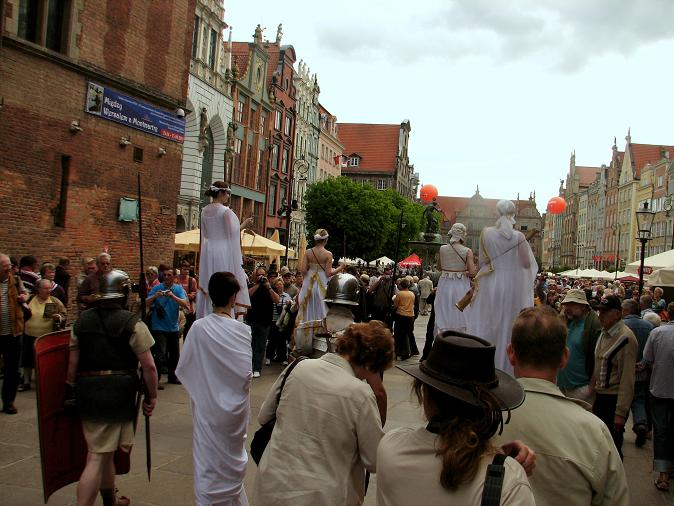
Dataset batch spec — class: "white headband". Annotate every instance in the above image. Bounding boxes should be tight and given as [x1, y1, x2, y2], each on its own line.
[314, 233, 328, 241]
[210, 185, 231, 194]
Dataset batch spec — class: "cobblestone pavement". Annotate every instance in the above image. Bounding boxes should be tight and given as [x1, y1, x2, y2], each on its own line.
[0, 315, 671, 505]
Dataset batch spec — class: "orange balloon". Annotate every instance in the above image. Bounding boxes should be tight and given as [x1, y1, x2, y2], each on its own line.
[420, 184, 439, 203]
[547, 196, 567, 214]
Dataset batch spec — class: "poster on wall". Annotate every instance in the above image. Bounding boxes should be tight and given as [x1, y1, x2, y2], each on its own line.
[85, 82, 185, 143]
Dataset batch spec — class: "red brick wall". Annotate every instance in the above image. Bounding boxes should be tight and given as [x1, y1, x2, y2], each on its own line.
[78, 0, 195, 101]
[0, 0, 196, 312]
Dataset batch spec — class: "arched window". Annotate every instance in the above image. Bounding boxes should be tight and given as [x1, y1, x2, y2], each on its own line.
[200, 126, 215, 209]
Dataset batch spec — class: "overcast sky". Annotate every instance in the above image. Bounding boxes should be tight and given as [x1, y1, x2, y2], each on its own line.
[229, 0, 674, 212]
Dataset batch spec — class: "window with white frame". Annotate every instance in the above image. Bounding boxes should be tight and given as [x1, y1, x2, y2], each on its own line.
[377, 179, 388, 190]
[348, 156, 360, 167]
[275, 110, 282, 130]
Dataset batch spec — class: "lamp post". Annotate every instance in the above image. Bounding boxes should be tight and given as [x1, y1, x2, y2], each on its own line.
[613, 224, 621, 281]
[280, 157, 308, 267]
[636, 201, 656, 297]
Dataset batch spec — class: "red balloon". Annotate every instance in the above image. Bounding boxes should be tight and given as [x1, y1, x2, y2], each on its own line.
[420, 184, 439, 203]
[547, 196, 567, 214]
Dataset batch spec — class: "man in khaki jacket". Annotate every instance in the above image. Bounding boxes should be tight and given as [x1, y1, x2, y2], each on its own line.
[499, 306, 629, 506]
[593, 295, 638, 460]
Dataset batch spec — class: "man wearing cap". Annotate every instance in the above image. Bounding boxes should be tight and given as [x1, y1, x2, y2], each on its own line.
[499, 306, 629, 506]
[593, 295, 638, 460]
[557, 288, 601, 403]
[66, 269, 158, 506]
[281, 268, 298, 299]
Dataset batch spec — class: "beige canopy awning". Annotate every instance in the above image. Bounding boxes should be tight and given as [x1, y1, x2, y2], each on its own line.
[174, 229, 200, 252]
[174, 228, 294, 258]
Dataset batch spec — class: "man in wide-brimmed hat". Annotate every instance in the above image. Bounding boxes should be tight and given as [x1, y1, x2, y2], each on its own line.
[499, 306, 628, 506]
[557, 288, 601, 404]
[376, 331, 536, 504]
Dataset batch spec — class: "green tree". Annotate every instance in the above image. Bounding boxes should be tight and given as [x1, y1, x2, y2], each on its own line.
[382, 190, 424, 261]
[304, 177, 425, 262]
[305, 177, 389, 260]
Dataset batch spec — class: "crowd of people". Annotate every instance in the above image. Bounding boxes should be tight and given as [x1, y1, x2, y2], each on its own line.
[1, 190, 672, 505]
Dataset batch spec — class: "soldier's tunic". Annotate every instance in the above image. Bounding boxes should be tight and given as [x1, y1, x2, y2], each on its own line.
[71, 308, 154, 453]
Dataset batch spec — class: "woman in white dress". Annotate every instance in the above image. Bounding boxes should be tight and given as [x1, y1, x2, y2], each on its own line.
[466, 200, 537, 374]
[296, 228, 345, 323]
[434, 223, 476, 335]
[196, 182, 253, 319]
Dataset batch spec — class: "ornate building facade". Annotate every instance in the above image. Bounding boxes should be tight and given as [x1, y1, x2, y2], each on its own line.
[227, 26, 275, 231]
[177, 0, 232, 232]
[317, 104, 343, 181]
[291, 60, 320, 246]
[544, 132, 674, 271]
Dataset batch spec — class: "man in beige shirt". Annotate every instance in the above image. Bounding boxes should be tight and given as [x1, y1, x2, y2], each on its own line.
[498, 306, 629, 506]
[593, 295, 638, 460]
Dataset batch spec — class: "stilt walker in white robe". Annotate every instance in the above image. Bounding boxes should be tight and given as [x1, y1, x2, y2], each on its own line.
[466, 200, 537, 374]
[177, 271, 252, 506]
[196, 182, 252, 320]
[434, 223, 476, 335]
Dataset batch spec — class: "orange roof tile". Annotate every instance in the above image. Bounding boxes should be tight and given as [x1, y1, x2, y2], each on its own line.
[576, 166, 601, 187]
[630, 143, 674, 178]
[337, 123, 400, 173]
[231, 42, 251, 78]
[263, 44, 280, 87]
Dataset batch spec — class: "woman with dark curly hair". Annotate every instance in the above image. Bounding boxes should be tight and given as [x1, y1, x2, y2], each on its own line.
[253, 321, 394, 505]
[377, 331, 535, 505]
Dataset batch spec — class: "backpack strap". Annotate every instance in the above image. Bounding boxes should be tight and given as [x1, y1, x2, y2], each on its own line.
[481, 453, 507, 506]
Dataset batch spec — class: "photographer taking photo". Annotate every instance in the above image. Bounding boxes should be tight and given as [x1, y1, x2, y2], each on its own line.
[246, 266, 280, 378]
[147, 268, 188, 388]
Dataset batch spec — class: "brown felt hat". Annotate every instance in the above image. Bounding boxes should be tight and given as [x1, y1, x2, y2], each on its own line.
[397, 331, 524, 411]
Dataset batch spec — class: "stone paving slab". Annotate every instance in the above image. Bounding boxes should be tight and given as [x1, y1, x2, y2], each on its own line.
[0, 315, 671, 505]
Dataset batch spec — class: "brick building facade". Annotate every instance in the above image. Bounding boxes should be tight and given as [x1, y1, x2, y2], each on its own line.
[1, 0, 194, 279]
[338, 120, 419, 201]
[228, 26, 274, 233]
[262, 33, 297, 241]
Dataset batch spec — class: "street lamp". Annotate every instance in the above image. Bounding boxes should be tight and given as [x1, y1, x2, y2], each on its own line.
[613, 224, 621, 281]
[636, 201, 656, 297]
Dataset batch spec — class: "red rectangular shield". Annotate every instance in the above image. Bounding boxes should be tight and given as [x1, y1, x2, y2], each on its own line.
[35, 330, 132, 503]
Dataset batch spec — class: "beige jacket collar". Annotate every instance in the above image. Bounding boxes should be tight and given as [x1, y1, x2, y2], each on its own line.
[320, 353, 356, 378]
[518, 377, 591, 411]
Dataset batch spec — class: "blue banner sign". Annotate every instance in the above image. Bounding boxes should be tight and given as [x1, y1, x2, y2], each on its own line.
[85, 82, 185, 143]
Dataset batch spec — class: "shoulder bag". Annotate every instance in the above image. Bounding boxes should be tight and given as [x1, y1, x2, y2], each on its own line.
[250, 356, 306, 465]
[480, 453, 507, 506]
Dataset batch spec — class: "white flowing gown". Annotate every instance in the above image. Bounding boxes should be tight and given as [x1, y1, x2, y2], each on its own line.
[176, 314, 252, 506]
[435, 242, 471, 335]
[297, 263, 329, 323]
[196, 203, 250, 319]
[466, 227, 537, 374]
